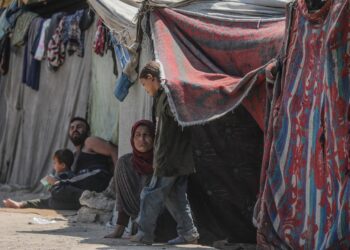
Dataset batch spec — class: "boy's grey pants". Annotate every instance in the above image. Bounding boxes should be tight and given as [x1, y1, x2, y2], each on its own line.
[135, 175, 199, 241]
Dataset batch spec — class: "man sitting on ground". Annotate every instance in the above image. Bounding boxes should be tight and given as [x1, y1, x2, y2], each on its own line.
[68, 116, 118, 192]
[3, 117, 118, 210]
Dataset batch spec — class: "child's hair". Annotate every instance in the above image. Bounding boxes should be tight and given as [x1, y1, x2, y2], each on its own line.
[54, 149, 74, 170]
[139, 61, 161, 81]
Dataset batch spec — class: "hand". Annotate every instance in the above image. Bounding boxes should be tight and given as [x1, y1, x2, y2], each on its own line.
[45, 175, 59, 185]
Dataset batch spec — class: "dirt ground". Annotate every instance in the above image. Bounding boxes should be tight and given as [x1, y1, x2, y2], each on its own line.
[0, 187, 216, 250]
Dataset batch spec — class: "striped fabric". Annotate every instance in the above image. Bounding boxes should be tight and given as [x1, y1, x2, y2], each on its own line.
[254, 0, 350, 249]
[115, 154, 151, 218]
[151, 8, 285, 127]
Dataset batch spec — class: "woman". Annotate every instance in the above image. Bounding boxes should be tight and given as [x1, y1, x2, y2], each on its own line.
[104, 120, 155, 238]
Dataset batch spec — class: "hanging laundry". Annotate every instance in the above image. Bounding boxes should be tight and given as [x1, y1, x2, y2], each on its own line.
[22, 17, 44, 90]
[11, 11, 38, 47]
[63, 10, 84, 57]
[110, 34, 129, 69]
[34, 18, 51, 61]
[0, 1, 22, 41]
[44, 12, 65, 50]
[93, 18, 106, 56]
[47, 16, 66, 70]
[79, 8, 94, 32]
[0, 33, 10, 75]
[0, 0, 12, 8]
[110, 33, 132, 102]
[109, 44, 118, 76]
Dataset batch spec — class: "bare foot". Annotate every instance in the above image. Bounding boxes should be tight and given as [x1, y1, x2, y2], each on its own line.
[3, 198, 24, 209]
[104, 224, 125, 238]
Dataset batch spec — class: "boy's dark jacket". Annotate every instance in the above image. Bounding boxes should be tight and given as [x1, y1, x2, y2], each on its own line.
[153, 88, 195, 177]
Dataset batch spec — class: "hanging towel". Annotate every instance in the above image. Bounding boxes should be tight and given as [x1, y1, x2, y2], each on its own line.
[11, 11, 38, 47]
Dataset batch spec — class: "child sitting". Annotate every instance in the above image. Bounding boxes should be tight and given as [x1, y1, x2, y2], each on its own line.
[3, 149, 79, 210]
[41, 149, 75, 189]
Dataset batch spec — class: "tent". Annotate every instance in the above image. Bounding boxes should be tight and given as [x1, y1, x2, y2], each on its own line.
[88, 0, 291, 243]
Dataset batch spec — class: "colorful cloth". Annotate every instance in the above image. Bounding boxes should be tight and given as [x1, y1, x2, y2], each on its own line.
[93, 18, 106, 56]
[254, 0, 350, 249]
[63, 10, 84, 57]
[111, 34, 131, 101]
[151, 8, 285, 128]
[44, 12, 64, 50]
[47, 16, 66, 70]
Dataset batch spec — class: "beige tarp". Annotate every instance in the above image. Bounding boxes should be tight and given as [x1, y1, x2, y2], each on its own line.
[89, 50, 119, 144]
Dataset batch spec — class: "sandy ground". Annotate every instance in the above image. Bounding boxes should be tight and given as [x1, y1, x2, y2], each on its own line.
[0, 187, 216, 250]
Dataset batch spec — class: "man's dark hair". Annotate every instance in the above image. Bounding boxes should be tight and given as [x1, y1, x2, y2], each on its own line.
[70, 116, 90, 133]
[139, 61, 161, 81]
[54, 149, 74, 170]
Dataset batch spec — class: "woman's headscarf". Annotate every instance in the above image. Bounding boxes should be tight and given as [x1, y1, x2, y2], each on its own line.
[131, 120, 155, 175]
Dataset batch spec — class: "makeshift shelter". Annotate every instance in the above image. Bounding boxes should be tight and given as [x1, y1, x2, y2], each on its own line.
[0, 1, 119, 187]
[88, 0, 290, 244]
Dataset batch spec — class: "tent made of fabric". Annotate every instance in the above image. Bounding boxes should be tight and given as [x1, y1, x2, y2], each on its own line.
[0, 16, 124, 188]
[87, 0, 138, 46]
[89, 0, 291, 129]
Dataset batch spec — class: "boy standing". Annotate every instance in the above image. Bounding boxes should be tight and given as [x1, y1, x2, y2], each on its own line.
[131, 61, 199, 245]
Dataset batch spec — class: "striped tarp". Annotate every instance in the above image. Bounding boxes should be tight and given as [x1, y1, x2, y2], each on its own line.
[151, 8, 285, 127]
[254, 0, 350, 248]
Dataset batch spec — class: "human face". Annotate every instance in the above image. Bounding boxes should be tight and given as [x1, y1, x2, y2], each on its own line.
[133, 125, 154, 153]
[69, 120, 88, 146]
[53, 157, 66, 173]
[140, 75, 161, 97]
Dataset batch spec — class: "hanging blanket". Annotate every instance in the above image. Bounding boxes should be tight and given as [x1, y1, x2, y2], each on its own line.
[254, 0, 350, 249]
[151, 8, 285, 128]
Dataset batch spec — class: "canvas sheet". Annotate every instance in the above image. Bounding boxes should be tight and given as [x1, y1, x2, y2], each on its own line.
[0, 26, 95, 187]
[173, 0, 290, 19]
[87, 0, 138, 46]
[88, 0, 291, 44]
[151, 8, 285, 127]
[89, 49, 119, 145]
